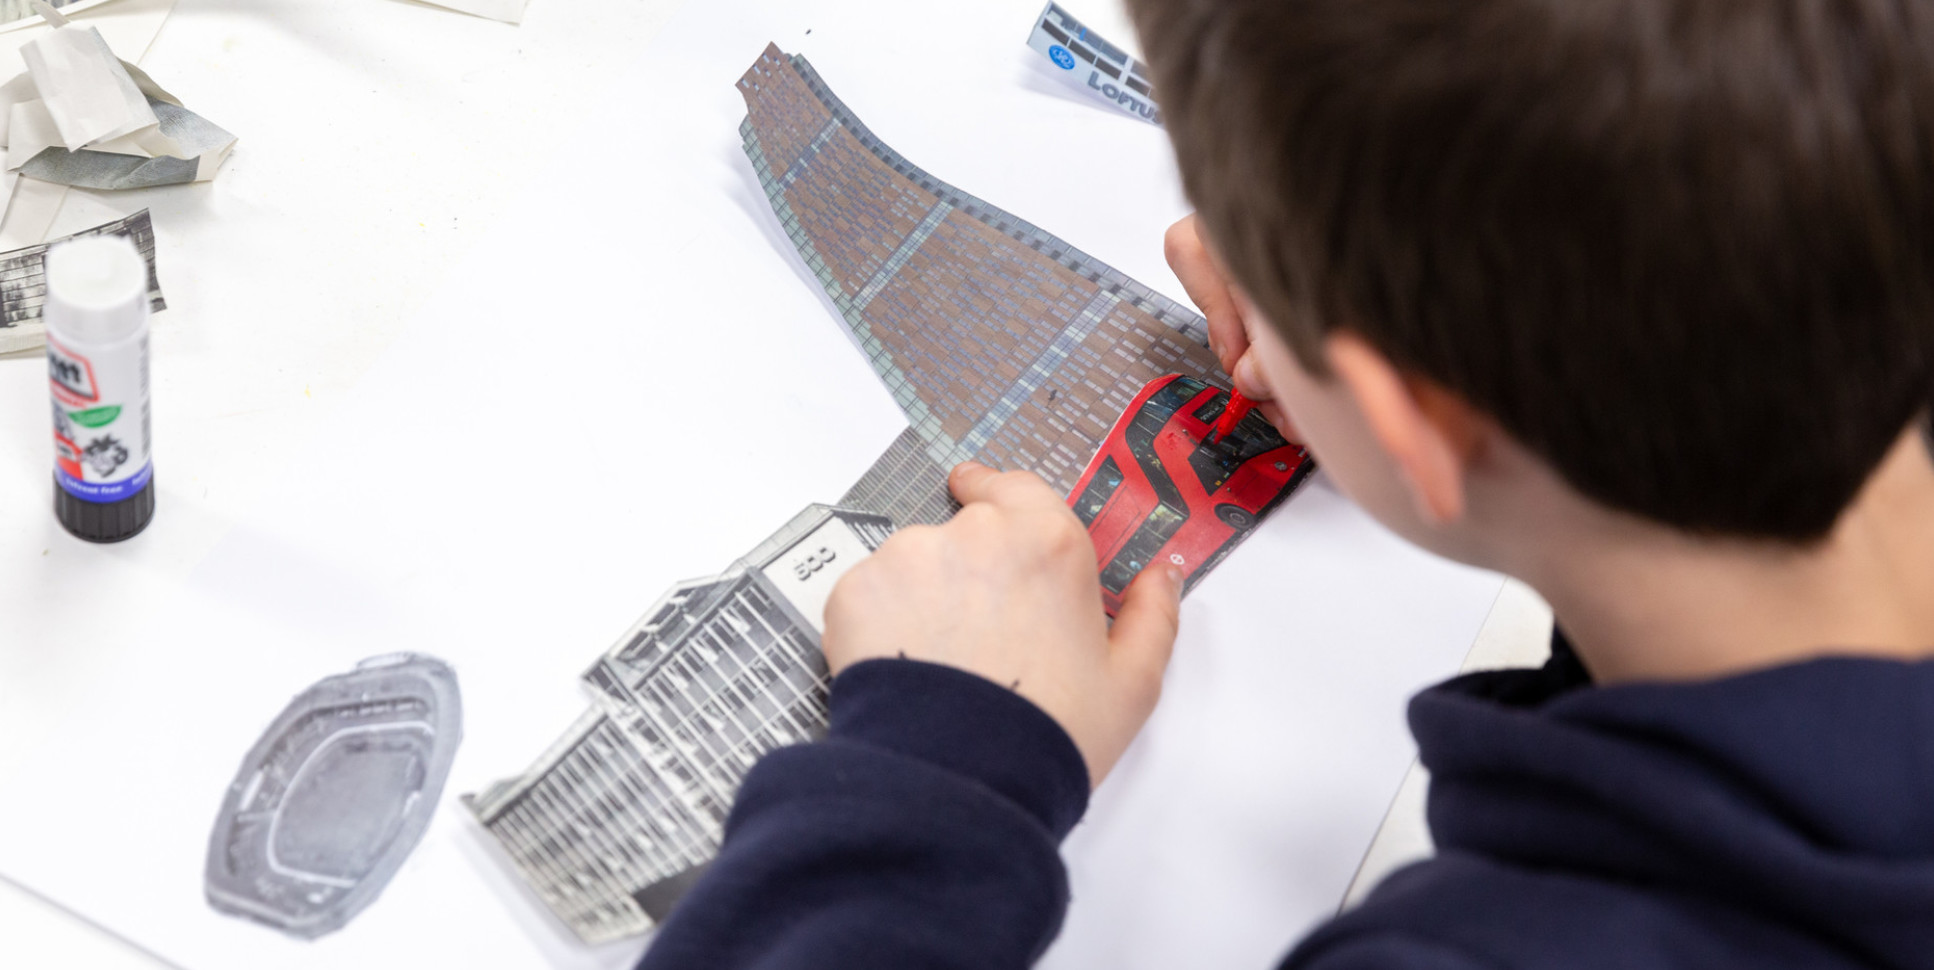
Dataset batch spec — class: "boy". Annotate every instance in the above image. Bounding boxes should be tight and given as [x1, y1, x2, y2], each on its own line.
[643, 0, 1934, 966]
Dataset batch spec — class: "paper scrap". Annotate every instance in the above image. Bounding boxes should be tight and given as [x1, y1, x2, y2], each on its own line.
[206, 654, 462, 940]
[0, 19, 234, 205]
[0, 208, 163, 354]
[1025, 2, 1162, 126]
[23, 97, 232, 186]
[6, 97, 59, 170]
[27, 0, 68, 26]
[0, 0, 118, 34]
[0, 72, 36, 144]
[22, 22, 157, 146]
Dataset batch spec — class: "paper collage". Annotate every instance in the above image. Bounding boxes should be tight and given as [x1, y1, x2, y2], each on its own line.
[463, 42, 1283, 943]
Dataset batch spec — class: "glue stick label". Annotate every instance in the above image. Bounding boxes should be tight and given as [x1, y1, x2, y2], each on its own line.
[49, 331, 151, 503]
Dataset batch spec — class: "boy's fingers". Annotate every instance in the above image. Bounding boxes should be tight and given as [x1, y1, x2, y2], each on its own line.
[1165, 215, 1249, 370]
[949, 462, 1057, 510]
[1204, 304, 1249, 377]
[948, 461, 999, 504]
[1109, 564, 1184, 682]
[1169, 246, 1234, 320]
[1232, 349, 1274, 401]
[1184, 282, 1249, 375]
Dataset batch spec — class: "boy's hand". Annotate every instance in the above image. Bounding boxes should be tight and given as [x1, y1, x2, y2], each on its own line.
[1165, 214, 1299, 440]
[822, 462, 1184, 788]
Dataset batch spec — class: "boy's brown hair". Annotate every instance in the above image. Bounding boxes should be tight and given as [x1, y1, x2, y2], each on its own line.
[1129, 0, 1934, 541]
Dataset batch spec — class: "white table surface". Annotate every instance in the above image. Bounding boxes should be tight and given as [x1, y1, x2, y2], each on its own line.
[0, 0, 1551, 964]
[0, 580, 1553, 968]
[2, 0, 690, 961]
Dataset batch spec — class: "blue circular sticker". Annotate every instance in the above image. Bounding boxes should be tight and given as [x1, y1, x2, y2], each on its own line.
[1049, 45, 1076, 70]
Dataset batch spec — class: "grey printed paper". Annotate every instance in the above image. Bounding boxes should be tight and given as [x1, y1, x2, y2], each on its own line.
[1025, 2, 1161, 126]
[0, 208, 164, 353]
[23, 97, 232, 187]
[205, 654, 463, 940]
[0, 16, 235, 205]
[0, 0, 117, 35]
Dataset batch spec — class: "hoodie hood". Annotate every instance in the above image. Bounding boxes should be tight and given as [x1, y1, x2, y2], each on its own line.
[1413, 635, 1934, 966]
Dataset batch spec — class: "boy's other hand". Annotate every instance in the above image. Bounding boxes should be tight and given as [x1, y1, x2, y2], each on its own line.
[823, 462, 1184, 788]
[1165, 213, 1299, 440]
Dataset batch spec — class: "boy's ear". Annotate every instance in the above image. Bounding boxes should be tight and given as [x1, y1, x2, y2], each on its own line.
[1325, 332, 1484, 525]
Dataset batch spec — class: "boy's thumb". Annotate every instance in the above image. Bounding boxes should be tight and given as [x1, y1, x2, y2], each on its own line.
[1109, 564, 1184, 677]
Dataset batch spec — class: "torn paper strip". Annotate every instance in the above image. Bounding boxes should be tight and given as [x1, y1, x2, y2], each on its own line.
[0, 208, 163, 353]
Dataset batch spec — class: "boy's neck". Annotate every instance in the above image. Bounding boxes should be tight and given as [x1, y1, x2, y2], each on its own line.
[1517, 424, 1934, 685]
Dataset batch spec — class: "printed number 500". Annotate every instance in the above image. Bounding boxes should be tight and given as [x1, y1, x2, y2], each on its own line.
[792, 546, 838, 581]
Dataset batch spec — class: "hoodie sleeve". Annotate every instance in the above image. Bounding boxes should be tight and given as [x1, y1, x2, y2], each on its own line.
[1287, 937, 1496, 970]
[636, 658, 1092, 970]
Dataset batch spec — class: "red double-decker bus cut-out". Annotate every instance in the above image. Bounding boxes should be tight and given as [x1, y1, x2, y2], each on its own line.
[1068, 374, 1315, 616]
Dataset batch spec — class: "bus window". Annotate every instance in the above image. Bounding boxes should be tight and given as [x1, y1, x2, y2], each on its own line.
[1145, 376, 1208, 417]
[1098, 503, 1187, 593]
[1072, 456, 1125, 527]
[1188, 409, 1293, 494]
[1193, 395, 1227, 425]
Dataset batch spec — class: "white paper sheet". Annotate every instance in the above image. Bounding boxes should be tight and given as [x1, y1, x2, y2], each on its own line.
[0, 2, 1502, 969]
[0, 0, 121, 35]
[0, 71, 36, 142]
[5, 20, 235, 191]
[5, 94, 55, 167]
[21, 22, 156, 146]
[0, 0, 180, 249]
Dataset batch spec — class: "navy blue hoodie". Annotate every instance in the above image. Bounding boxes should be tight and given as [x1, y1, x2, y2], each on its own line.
[638, 637, 1934, 968]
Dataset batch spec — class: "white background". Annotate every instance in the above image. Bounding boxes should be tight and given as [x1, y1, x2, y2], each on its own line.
[0, 0, 1526, 967]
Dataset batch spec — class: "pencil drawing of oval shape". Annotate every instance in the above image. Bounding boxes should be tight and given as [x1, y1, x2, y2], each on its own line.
[204, 653, 461, 939]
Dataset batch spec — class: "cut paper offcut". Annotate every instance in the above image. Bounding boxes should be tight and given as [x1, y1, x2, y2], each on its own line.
[23, 96, 234, 186]
[22, 17, 156, 146]
[205, 654, 463, 940]
[1026, 2, 1162, 126]
[2, 18, 234, 191]
[0, 0, 122, 35]
[0, 208, 164, 353]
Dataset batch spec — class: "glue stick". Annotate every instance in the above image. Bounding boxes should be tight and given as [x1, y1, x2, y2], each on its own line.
[46, 235, 154, 542]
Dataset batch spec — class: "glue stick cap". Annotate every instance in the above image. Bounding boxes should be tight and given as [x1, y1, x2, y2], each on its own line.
[45, 235, 147, 344]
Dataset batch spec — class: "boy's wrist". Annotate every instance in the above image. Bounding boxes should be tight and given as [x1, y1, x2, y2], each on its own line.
[829, 658, 1091, 839]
